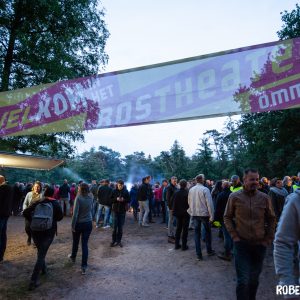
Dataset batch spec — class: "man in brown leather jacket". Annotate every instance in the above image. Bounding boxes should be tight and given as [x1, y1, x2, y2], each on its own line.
[224, 168, 275, 300]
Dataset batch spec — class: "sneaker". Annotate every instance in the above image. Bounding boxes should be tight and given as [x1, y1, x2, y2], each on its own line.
[68, 254, 75, 263]
[197, 255, 203, 261]
[217, 252, 231, 261]
[103, 225, 110, 229]
[95, 225, 100, 229]
[118, 242, 123, 248]
[41, 266, 48, 275]
[182, 245, 189, 251]
[81, 267, 86, 275]
[142, 223, 150, 227]
[110, 242, 117, 247]
[207, 250, 216, 256]
[168, 237, 175, 244]
[28, 280, 40, 291]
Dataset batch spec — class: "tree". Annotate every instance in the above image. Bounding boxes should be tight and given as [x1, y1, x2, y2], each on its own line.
[192, 137, 215, 179]
[0, 0, 109, 157]
[155, 140, 190, 180]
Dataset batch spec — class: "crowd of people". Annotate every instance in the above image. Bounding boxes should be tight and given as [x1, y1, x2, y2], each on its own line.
[0, 171, 300, 299]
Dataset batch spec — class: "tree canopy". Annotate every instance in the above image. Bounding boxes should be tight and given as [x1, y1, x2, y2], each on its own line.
[0, 0, 109, 157]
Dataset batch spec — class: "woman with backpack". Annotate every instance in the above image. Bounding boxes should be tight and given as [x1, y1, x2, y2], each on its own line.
[22, 181, 43, 246]
[68, 182, 93, 275]
[23, 186, 63, 290]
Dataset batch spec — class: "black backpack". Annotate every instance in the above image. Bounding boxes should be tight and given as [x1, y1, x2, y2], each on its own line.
[30, 202, 53, 231]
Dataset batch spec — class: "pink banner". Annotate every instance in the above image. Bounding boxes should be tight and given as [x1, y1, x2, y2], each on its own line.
[1, 38, 300, 136]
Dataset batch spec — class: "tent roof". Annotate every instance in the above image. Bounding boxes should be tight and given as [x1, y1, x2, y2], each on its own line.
[0, 151, 64, 171]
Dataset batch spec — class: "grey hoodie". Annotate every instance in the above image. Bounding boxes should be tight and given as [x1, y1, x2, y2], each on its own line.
[274, 190, 300, 289]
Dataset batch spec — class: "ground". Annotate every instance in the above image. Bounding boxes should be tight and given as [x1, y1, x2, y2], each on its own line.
[0, 214, 278, 300]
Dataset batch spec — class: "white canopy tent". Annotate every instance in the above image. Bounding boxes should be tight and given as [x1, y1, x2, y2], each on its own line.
[0, 151, 64, 171]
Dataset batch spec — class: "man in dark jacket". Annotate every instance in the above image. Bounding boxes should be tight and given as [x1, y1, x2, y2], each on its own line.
[214, 181, 232, 261]
[172, 179, 189, 250]
[110, 180, 130, 247]
[137, 177, 151, 227]
[59, 179, 70, 216]
[166, 176, 178, 242]
[23, 186, 63, 290]
[0, 175, 13, 263]
[96, 179, 113, 228]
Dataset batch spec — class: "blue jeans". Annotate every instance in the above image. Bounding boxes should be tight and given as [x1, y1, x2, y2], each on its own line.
[112, 212, 126, 243]
[96, 204, 111, 227]
[221, 221, 233, 254]
[193, 216, 213, 257]
[71, 221, 92, 268]
[0, 217, 8, 261]
[233, 241, 266, 300]
[92, 200, 98, 220]
[31, 232, 54, 281]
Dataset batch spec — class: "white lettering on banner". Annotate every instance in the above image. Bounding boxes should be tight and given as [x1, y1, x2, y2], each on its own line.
[106, 85, 114, 97]
[65, 87, 85, 111]
[258, 95, 269, 109]
[289, 83, 300, 100]
[136, 95, 151, 120]
[53, 93, 68, 116]
[271, 89, 289, 106]
[198, 69, 216, 99]
[258, 83, 300, 109]
[35, 97, 51, 120]
[155, 86, 170, 113]
[116, 101, 131, 125]
[98, 107, 112, 127]
[221, 60, 240, 92]
[175, 78, 193, 108]
[245, 49, 267, 81]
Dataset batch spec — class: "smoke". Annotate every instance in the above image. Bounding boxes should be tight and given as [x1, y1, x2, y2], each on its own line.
[60, 167, 88, 183]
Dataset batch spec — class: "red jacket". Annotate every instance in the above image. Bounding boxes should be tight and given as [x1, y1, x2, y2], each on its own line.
[154, 187, 162, 201]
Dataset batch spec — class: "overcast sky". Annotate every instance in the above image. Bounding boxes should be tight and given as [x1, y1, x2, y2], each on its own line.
[75, 0, 297, 157]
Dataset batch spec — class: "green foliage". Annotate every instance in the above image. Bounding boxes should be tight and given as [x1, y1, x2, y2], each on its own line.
[0, 0, 109, 158]
[277, 4, 300, 40]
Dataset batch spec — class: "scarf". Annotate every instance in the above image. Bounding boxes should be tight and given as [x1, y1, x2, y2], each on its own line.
[270, 187, 288, 198]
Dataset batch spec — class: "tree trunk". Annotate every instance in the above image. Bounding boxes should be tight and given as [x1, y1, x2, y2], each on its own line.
[1, 0, 23, 92]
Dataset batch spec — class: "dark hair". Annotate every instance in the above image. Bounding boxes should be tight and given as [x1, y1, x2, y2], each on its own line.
[270, 177, 280, 187]
[162, 179, 168, 183]
[179, 179, 187, 189]
[79, 183, 89, 196]
[244, 168, 258, 176]
[212, 180, 223, 195]
[117, 179, 124, 185]
[44, 186, 54, 198]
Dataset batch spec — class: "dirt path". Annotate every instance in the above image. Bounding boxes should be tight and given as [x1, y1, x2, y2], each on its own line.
[0, 215, 277, 300]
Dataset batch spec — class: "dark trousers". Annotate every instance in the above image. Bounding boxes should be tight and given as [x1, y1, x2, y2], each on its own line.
[233, 241, 266, 300]
[0, 217, 8, 260]
[25, 219, 31, 243]
[71, 221, 92, 268]
[193, 216, 213, 256]
[161, 201, 166, 222]
[154, 201, 161, 216]
[148, 199, 153, 222]
[112, 212, 126, 243]
[31, 232, 54, 282]
[175, 214, 190, 247]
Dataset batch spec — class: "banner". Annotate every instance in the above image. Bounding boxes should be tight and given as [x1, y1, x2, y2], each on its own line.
[1, 38, 300, 137]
